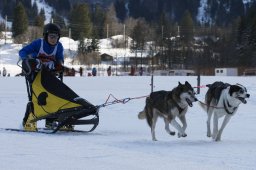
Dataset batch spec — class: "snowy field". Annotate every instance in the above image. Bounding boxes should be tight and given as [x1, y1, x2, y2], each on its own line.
[0, 76, 256, 170]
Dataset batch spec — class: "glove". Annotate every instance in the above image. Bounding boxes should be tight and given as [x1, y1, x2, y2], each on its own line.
[21, 58, 41, 75]
[55, 62, 63, 72]
[35, 59, 42, 71]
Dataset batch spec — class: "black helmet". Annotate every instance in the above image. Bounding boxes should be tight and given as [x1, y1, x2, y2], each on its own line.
[43, 23, 61, 42]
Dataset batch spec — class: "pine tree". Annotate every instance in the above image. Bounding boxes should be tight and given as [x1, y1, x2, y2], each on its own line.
[179, 10, 194, 43]
[23, 0, 37, 21]
[39, 8, 46, 22]
[31, 1, 38, 21]
[91, 4, 106, 39]
[114, 0, 127, 22]
[215, 1, 229, 26]
[230, 0, 244, 20]
[12, 2, 28, 38]
[1, 0, 15, 20]
[236, 3, 256, 67]
[45, 0, 71, 16]
[91, 29, 100, 52]
[51, 12, 66, 29]
[130, 19, 148, 67]
[69, 4, 92, 40]
[0, 22, 5, 32]
[34, 15, 44, 28]
[128, 0, 141, 19]
[32, 4, 45, 28]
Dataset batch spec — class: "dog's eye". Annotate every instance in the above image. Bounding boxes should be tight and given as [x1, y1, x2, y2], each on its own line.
[239, 89, 244, 93]
[188, 91, 194, 95]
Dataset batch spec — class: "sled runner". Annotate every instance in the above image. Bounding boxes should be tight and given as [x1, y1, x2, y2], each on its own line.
[2, 128, 92, 134]
[19, 58, 99, 133]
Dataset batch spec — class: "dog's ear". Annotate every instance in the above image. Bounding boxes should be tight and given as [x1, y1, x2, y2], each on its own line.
[226, 86, 232, 96]
[178, 82, 182, 86]
[185, 81, 193, 89]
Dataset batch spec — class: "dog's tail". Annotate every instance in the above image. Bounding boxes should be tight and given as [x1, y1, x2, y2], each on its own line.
[138, 110, 146, 119]
[138, 97, 149, 119]
[198, 100, 207, 112]
[138, 97, 153, 127]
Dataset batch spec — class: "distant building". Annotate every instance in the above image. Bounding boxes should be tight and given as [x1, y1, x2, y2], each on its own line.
[243, 68, 256, 76]
[153, 69, 195, 76]
[215, 68, 238, 76]
[100, 53, 113, 65]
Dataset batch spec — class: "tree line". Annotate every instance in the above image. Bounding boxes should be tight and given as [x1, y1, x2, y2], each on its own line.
[1, 1, 256, 72]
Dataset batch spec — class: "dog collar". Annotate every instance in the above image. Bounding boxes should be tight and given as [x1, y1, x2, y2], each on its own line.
[223, 100, 237, 115]
[173, 100, 185, 114]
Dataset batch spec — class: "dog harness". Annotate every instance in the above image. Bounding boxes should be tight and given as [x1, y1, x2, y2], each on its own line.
[223, 100, 237, 115]
[173, 100, 186, 114]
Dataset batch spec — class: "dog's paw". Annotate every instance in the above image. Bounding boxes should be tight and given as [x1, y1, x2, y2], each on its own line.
[170, 131, 175, 136]
[152, 138, 158, 141]
[182, 133, 187, 137]
[213, 137, 221, 142]
[215, 135, 221, 141]
[178, 133, 187, 138]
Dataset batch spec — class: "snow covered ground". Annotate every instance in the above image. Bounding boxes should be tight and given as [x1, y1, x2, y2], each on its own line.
[0, 75, 256, 170]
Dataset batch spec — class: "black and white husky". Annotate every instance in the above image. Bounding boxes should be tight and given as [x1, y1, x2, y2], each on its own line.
[199, 81, 250, 141]
[138, 81, 198, 141]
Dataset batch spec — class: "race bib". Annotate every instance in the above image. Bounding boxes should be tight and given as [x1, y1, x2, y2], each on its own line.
[43, 61, 55, 70]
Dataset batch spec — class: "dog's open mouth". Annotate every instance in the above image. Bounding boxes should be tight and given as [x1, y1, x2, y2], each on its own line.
[238, 97, 247, 104]
[186, 98, 193, 107]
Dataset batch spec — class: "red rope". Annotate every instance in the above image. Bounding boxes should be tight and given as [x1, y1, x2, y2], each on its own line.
[99, 94, 148, 108]
[193, 85, 207, 88]
[101, 93, 226, 110]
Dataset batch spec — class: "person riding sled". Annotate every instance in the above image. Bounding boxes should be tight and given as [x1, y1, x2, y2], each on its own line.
[19, 23, 68, 131]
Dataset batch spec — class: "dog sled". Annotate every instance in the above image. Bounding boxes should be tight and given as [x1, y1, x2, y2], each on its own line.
[18, 58, 99, 133]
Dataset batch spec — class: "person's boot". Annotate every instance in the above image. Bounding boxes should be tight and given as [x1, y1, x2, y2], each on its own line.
[23, 112, 37, 131]
[45, 118, 57, 129]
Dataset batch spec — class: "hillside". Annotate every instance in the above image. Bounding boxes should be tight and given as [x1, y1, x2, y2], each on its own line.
[1, 0, 256, 25]
[1, 0, 256, 75]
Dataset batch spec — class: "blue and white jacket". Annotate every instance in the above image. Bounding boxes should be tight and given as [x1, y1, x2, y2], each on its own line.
[19, 38, 64, 63]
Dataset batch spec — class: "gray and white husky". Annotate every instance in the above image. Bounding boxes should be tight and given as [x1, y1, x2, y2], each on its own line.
[138, 81, 198, 141]
[199, 81, 250, 141]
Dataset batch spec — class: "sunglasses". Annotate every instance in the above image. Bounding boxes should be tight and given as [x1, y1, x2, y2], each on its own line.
[48, 34, 59, 39]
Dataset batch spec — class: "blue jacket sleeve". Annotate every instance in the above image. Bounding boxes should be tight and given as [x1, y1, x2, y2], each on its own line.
[19, 39, 41, 60]
[56, 42, 64, 63]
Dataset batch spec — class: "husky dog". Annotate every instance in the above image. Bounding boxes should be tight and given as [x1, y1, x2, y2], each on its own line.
[199, 81, 250, 141]
[138, 81, 198, 141]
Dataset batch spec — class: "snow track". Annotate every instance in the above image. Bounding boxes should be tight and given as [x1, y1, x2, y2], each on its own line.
[0, 76, 256, 169]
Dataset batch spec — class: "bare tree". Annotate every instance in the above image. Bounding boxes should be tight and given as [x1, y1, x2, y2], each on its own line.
[124, 17, 137, 36]
[104, 3, 123, 38]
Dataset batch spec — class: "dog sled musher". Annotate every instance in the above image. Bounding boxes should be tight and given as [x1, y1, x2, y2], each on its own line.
[18, 58, 99, 133]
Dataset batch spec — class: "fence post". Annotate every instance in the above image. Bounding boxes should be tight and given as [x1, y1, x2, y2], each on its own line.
[197, 73, 200, 94]
[151, 75, 154, 93]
